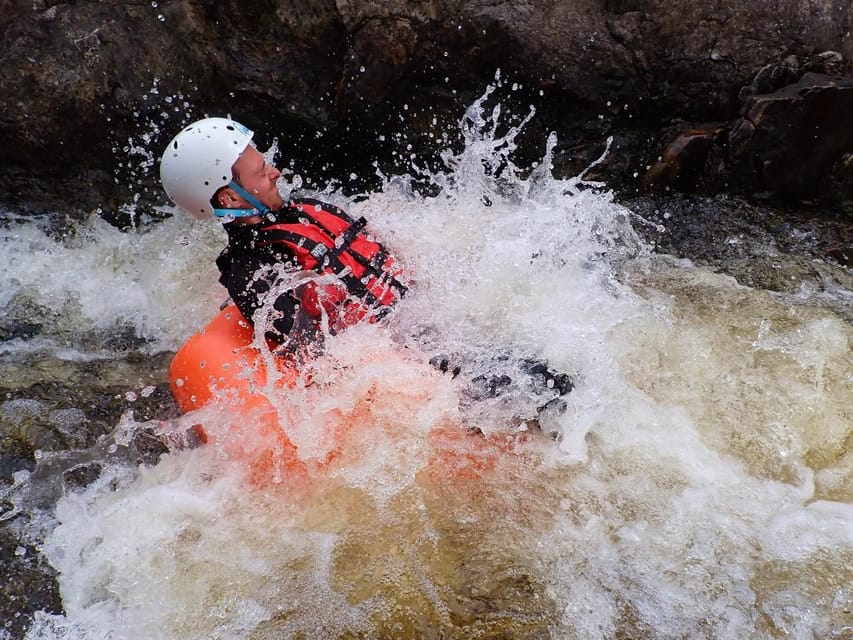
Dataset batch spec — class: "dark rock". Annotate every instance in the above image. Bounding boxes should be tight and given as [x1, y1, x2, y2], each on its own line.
[641, 126, 726, 192]
[828, 151, 853, 202]
[0, 527, 62, 640]
[0, 350, 179, 481]
[823, 242, 853, 266]
[636, 69, 853, 204]
[728, 73, 853, 199]
[2, 1, 853, 216]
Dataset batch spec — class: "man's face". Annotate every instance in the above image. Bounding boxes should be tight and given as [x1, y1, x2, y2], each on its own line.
[231, 145, 284, 210]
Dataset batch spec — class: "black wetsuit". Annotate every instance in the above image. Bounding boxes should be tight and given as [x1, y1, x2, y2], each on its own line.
[216, 198, 405, 343]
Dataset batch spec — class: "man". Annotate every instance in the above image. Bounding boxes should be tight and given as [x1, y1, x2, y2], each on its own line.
[160, 117, 572, 427]
[160, 117, 407, 355]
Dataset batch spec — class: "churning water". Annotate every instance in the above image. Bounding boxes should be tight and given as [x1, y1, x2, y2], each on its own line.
[1, 80, 851, 639]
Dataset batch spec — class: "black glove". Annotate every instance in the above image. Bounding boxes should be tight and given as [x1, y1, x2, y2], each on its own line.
[429, 354, 461, 378]
[523, 360, 574, 396]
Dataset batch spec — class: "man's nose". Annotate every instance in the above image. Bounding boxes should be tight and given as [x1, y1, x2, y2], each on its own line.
[269, 166, 282, 180]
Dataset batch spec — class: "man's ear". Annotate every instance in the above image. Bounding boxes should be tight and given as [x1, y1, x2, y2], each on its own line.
[216, 187, 239, 207]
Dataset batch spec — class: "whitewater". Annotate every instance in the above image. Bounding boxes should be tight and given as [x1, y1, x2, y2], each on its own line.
[1, 79, 850, 640]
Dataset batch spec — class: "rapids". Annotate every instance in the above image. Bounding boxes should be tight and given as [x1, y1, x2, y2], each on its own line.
[1, 79, 851, 639]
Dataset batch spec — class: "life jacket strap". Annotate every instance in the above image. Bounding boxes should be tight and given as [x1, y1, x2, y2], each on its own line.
[258, 203, 407, 305]
[324, 216, 367, 264]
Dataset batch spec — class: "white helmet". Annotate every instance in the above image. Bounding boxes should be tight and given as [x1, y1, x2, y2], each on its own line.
[160, 117, 254, 218]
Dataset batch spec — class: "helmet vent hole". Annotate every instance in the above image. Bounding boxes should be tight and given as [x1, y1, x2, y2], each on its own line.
[204, 181, 209, 186]
[172, 141, 178, 149]
[226, 125, 235, 130]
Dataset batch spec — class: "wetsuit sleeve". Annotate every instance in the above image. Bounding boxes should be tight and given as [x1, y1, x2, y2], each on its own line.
[217, 248, 305, 342]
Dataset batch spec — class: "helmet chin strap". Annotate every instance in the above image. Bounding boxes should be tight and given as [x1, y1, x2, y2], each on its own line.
[212, 180, 272, 219]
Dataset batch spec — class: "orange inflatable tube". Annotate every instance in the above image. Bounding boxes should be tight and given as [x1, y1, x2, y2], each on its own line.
[169, 306, 276, 414]
[169, 306, 306, 484]
[168, 307, 527, 487]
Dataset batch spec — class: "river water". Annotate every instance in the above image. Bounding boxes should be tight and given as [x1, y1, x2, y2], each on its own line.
[1, 83, 851, 639]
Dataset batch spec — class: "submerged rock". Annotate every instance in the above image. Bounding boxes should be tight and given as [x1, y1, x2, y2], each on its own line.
[627, 194, 853, 319]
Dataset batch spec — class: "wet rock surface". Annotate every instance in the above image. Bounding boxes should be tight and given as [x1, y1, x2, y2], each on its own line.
[0, 526, 62, 640]
[0, 347, 178, 638]
[627, 194, 853, 319]
[1, 0, 852, 216]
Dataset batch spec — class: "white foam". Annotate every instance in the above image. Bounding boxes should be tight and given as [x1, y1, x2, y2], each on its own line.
[7, 76, 851, 638]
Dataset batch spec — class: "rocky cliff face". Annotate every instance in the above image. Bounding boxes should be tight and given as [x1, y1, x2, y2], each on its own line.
[2, 0, 852, 216]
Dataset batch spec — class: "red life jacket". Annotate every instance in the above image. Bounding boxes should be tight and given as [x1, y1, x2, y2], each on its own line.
[258, 198, 407, 330]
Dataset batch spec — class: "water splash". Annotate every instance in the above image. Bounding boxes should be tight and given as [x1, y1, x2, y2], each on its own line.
[107, 77, 197, 228]
[0, 212, 224, 355]
[1, 75, 850, 639]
